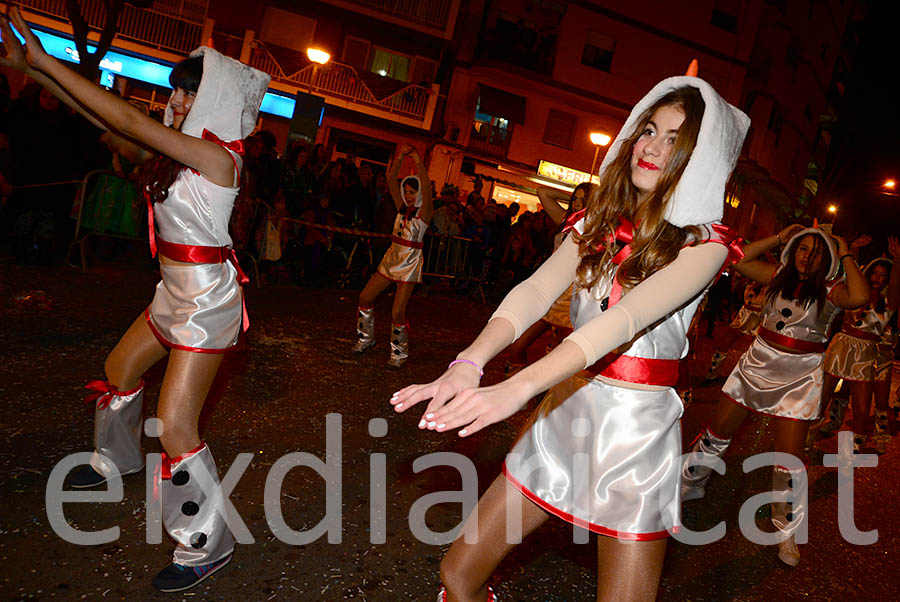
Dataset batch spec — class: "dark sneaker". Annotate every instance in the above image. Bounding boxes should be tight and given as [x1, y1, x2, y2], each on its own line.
[69, 465, 107, 489]
[152, 553, 232, 593]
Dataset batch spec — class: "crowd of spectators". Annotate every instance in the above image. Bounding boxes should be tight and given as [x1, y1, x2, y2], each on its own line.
[0, 73, 571, 296]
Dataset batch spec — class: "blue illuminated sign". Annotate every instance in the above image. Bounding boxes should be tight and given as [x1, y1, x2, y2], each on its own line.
[7, 27, 296, 118]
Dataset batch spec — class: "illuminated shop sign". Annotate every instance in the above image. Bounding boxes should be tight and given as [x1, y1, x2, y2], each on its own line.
[537, 160, 594, 187]
[28, 28, 295, 118]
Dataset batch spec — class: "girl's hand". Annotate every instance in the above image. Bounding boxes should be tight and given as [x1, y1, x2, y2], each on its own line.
[778, 223, 804, 243]
[888, 236, 900, 259]
[3, 7, 50, 71]
[832, 234, 850, 257]
[851, 234, 872, 249]
[419, 379, 533, 437]
[398, 143, 413, 156]
[390, 361, 482, 417]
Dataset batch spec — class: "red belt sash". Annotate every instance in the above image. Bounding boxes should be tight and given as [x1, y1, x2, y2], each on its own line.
[841, 325, 879, 341]
[583, 352, 681, 387]
[391, 236, 424, 249]
[155, 237, 250, 332]
[758, 327, 825, 353]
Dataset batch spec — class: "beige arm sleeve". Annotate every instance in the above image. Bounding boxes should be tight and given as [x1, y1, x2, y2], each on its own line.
[564, 243, 729, 368]
[489, 233, 581, 339]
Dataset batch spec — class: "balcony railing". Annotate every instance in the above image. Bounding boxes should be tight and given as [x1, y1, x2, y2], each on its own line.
[16, 0, 207, 54]
[249, 42, 432, 122]
[336, 0, 453, 30]
[468, 121, 512, 158]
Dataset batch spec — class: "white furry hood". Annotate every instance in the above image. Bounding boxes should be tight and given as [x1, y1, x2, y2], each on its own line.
[597, 76, 750, 228]
[780, 227, 840, 281]
[164, 47, 270, 143]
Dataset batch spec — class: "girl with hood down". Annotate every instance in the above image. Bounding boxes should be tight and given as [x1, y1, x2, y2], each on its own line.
[0, 9, 269, 592]
[681, 225, 869, 567]
[392, 72, 747, 601]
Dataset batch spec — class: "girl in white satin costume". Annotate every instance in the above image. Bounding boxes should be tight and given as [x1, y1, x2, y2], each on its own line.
[0, 9, 269, 592]
[820, 243, 900, 454]
[393, 73, 748, 602]
[681, 225, 869, 567]
[352, 144, 433, 368]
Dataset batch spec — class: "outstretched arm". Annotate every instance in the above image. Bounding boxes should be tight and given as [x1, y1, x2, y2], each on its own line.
[3, 8, 234, 186]
[410, 149, 433, 224]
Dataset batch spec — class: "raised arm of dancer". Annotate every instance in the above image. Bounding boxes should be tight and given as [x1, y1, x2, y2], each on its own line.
[536, 186, 569, 225]
[410, 149, 433, 223]
[886, 236, 900, 311]
[734, 223, 804, 284]
[386, 145, 409, 211]
[3, 8, 233, 186]
[850, 234, 872, 259]
[830, 234, 870, 309]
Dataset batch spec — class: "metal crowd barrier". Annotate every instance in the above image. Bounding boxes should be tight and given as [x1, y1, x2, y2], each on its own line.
[265, 217, 487, 300]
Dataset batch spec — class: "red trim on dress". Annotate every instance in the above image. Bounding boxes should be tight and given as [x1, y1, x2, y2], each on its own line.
[390, 236, 424, 249]
[144, 308, 233, 354]
[375, 268, 422, 284]
[723, 393, 811, 422]
[841, 325, 880, 341]
[758, 328, 826, 353]
[583, 353, 681, 387]
[501, 465, 677, 541]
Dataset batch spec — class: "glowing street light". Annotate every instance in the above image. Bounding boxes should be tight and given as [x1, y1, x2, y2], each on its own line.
[884, 179, 896, 189]
[306, 48, 330, 65]
[589, 131, 612, 181]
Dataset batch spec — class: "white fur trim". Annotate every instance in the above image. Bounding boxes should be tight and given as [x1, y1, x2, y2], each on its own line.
[164, 47, 270, 143]
[596, 76, 750, 228]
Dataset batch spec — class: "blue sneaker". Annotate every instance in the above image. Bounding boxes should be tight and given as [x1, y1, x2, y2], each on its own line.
[152, 553, 232, 593]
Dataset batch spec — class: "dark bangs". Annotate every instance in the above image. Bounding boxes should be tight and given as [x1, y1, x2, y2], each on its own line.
[169, 56, 203, 92]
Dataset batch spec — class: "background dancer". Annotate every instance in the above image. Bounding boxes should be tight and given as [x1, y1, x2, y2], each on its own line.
[352, 144, 433, 368]
[393, 73, 748, 602]
[817, 240, 899, 453]
[703, 278, 766, 384]
[0, 9, 269, 592]
[682, 225, 869, 567]
[502, 183, 594, 377]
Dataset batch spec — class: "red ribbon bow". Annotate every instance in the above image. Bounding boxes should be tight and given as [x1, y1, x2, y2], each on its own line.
[84, 380, 118, 410]
[201, 129, 245, 155]
[710, 222, 745, 266]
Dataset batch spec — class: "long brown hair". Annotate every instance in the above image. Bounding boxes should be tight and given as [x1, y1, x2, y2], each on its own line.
[140, 56, 204, 203]
[767, 233, 831, 314]
[575, 87, 705, 293]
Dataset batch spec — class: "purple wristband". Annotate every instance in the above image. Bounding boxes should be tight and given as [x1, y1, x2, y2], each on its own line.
[449, 359, 484, 376]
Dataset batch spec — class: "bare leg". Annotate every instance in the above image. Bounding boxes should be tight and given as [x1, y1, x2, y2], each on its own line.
[441, 475, 549, 602]
[104, 313, 168, 390]
[505, 320, 551, 365]
[773, 418, 810, 461]
[874, 378, 891, 413]
[391, 281, 416, 325]
[849, 380, 874, 437]
[358, 272, 392, 308]
[710, 396, 753, 438]
[156, 350, 224, 457]
[596, 537, 668, 602]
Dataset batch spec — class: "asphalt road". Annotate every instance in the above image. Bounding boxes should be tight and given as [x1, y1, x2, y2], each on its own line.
[1, 259, 898, 601]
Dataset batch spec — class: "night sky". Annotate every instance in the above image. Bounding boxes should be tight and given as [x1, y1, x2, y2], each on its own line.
[826, 2, 900, 251]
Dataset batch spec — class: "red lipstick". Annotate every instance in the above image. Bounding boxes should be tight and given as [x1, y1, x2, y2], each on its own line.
[637, 159, 659, 170]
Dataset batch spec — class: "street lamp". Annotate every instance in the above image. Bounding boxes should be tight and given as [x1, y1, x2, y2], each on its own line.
[884, 179, 896, 190]
[306, 48, 330, 93]
[589, 132, 612, 182]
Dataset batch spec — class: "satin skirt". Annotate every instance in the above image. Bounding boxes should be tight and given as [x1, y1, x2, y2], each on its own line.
[729, 306, 761, 335]
[542, 284, 573, 328]
[503, 374, 683, 540]
[824, 333, 877, 382]
[377, 244, 423, 283]
[723, 337, 823, 420]
[148, 261, 242, 352]
[874, 352, 894, 382]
